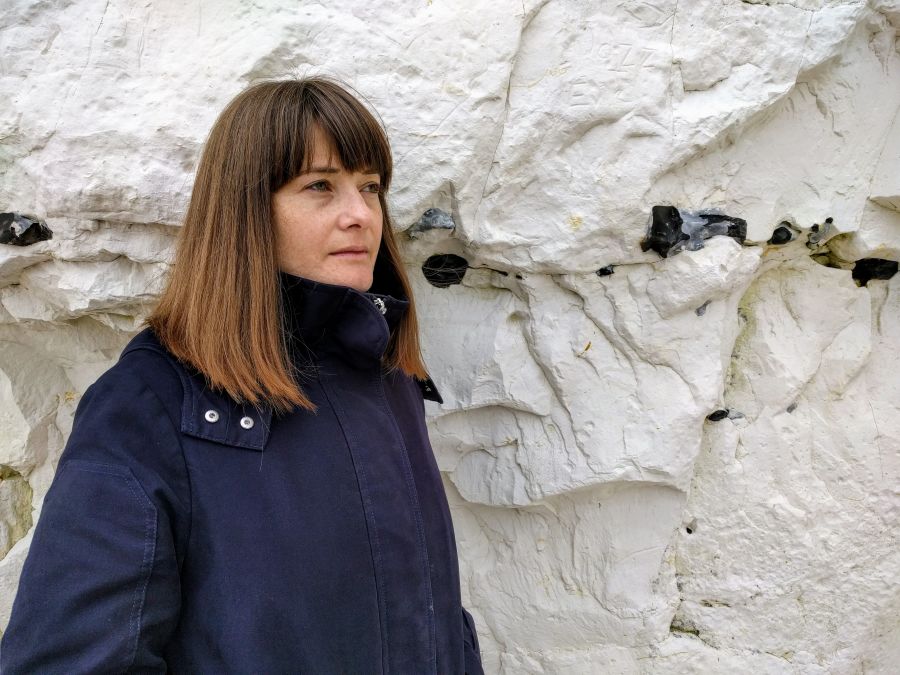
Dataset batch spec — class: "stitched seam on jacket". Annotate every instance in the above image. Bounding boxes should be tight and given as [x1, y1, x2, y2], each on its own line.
[120, 339, 195, 437]
[375, 372, 438, 674]
[125, 350, 194, 563]
[61, 461, 158, 673]
[318, 375, 388, 674]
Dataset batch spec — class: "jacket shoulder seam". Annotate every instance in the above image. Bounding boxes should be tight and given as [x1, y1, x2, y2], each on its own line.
[118, 348, 194, 574]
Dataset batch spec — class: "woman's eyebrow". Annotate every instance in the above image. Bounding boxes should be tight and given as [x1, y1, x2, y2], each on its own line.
[297, 166, 380, 176]
[298, 166, 340, 175]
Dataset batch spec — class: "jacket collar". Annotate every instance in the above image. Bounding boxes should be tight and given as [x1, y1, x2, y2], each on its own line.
[280, 271, 409, 368]
[279, 273, 443, 403]
[281, 274, 443, 403]
[121, 274, 421, 452]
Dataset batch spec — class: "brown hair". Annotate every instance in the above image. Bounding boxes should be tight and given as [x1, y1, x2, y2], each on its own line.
[148, 78, 426, 412]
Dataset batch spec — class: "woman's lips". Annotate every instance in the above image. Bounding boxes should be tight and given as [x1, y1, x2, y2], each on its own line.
[330, 250, 368, 258]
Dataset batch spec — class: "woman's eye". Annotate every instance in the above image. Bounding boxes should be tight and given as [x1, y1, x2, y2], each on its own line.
[306, 180, 330, 192]
[362, 182, 382, 194]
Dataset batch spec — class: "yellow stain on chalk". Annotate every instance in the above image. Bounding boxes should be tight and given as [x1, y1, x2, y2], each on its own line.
[567, 215, 584, 231]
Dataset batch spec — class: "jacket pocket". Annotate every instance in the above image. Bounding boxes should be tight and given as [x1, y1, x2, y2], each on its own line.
[2, 460, 158, 674]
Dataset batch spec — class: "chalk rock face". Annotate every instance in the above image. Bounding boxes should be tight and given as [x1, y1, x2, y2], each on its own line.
[1, 0, 899, 672]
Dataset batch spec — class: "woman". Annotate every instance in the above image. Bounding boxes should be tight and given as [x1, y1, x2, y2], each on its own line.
[1, 78, 484, 674]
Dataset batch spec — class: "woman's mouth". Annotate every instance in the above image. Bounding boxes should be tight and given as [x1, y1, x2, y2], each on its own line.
[330, 248, 368, 258]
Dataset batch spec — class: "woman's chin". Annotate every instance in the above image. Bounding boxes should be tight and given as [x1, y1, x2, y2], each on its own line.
[322, 269, 374, 293]
[280, 263, 374, 292]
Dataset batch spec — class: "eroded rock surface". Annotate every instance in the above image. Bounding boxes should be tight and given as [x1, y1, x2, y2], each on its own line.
[2, 0, 899, 671]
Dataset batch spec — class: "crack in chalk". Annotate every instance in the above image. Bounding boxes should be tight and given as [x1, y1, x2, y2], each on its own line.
[448, 180, 462, 234]
[395, 96, 468, 166]
[874, 279, 891, 335]
[668, 615, 717, 649]
[39, 24, 61, 55]
[865, 99, 900, 202]
[868, 400, 885, 482]
[95, 0, 111, 35]
[799, 81, 837, 136]
[779, 279, 857, 412]
[509, 413, 540, 500]
[740, 0, 815, 12]
[593, 283, 649, 386]
[668, 0, 678, 53]
[478, 0, 552, 204]
[520, 0, 552, 34]
[138, 12, 151, 72]
[595, 279, 696, 401]
[59, 0, 113, 120]
[515, 277, 593, 466]
[667, 0, 679, 139]
[514, 394, 577, 484]
[523, 330, 588, 467]
[479, 66, 513, 203]
[795, 7, 817, 75]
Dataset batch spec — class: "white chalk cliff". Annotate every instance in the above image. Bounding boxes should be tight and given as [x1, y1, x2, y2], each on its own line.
[1, 1, 899, 672]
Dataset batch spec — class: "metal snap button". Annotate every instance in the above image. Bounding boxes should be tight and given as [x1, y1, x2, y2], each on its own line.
[373, 297, 387, 315]
[239, 416, 254, 430]
[204, 409, 220, 423]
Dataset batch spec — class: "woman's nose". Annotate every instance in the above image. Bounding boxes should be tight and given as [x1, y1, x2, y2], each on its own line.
[336, 187, 376, 229]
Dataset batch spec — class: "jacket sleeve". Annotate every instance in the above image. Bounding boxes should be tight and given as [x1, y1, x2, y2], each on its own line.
[462, 606, 485, 675]
[0, 356, 190, 674]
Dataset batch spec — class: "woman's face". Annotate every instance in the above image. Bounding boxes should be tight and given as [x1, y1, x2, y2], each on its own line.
[272, 129, 384, 292]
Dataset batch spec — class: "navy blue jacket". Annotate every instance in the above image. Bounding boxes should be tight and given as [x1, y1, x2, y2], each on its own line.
[1, 273, 483, 674]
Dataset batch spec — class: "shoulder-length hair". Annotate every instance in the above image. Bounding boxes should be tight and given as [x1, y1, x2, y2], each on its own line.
[148, 78, 426, 412]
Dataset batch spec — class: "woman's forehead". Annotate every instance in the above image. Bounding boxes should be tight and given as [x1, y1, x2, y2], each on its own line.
[302, 127, 379, 175]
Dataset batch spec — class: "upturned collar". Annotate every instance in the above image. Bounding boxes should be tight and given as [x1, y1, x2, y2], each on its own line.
[280, 271, 409, 369]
